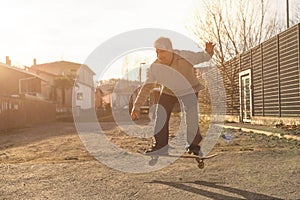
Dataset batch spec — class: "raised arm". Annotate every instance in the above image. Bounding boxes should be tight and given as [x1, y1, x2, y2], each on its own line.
[175, 42, 215, 65]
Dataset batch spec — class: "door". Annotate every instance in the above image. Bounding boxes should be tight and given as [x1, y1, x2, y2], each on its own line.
[239, 70, 252, 122]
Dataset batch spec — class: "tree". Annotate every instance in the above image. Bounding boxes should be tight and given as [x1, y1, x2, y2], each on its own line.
[189, 0, 283, 66]
[290, 2, 300, 26]
[187, 0, 284, 115]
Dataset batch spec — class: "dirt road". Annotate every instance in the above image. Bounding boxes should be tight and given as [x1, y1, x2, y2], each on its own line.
[0, 121, 299, 199]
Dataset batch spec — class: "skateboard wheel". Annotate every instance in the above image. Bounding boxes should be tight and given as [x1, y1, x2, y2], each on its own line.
[198, 162, 204, 169]
[149, 158, 158, 166]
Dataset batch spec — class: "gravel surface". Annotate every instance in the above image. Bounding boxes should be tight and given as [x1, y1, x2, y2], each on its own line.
[0, 120, 299, 200]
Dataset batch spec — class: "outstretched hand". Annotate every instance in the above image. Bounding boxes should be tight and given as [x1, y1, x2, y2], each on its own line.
[205, 42, 215, 57]
[131, 110, 139, 121]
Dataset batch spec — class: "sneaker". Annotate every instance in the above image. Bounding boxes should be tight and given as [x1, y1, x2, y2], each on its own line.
[186, 145, 203, 157]
[145, 145, 169, 155]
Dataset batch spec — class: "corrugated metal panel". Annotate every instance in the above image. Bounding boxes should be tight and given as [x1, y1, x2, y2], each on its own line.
[262, 37, 280, 116]
[279, 25, 300, 117]
[252, 46, 264, 116]
[222, 23, 300, 119]
[223, 57, 240, 116]
[232, 58, 240, 116]
[241, 50, 251, 70]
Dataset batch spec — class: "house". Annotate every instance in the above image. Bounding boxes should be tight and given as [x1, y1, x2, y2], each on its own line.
[0, 59, 56, 130]
[0, 59, 43, 97]
[29, 60, 96, 113]
[219, 23, 300, 125]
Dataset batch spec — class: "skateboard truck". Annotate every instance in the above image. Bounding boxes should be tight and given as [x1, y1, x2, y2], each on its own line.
[195, 157, 205, 169]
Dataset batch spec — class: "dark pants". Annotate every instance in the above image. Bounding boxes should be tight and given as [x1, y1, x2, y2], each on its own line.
[153, 92, 202, 148]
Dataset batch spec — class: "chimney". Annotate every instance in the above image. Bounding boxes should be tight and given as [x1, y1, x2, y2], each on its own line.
[5, 56, 11, 65]
[33, 58, 37, 65]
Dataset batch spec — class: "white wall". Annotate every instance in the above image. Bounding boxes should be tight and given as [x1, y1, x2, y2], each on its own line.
[75, 83, 93, 109]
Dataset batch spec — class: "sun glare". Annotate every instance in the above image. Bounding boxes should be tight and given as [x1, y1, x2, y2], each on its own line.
[100, 50, 156, 81]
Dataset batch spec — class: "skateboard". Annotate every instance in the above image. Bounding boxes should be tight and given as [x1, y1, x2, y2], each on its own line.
[138, 150, 219, 169]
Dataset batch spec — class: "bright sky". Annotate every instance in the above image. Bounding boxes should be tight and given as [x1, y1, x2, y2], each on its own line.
[0, 0, 198, 67]
[0, 0, 295, 80]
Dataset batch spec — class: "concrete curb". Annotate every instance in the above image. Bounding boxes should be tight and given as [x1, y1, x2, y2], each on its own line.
[222, 125, 300, 141]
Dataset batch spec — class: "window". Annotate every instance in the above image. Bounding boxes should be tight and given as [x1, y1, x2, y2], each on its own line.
[13, 104, 19, 110]
[77, 92, 83, 100]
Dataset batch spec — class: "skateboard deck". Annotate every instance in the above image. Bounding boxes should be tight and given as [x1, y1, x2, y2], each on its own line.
[138, 150, 219, 169]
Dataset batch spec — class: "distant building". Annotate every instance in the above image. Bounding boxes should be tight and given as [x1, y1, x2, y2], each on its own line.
[29, 60, 95, 113]
[0, 59, 55, 130]
[0, 61, 43, 97]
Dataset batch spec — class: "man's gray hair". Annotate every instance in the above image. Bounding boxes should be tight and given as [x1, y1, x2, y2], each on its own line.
[153, 37, 173, 50]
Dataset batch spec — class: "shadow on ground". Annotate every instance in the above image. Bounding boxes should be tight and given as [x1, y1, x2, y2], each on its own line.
[148, 180, 283, 200]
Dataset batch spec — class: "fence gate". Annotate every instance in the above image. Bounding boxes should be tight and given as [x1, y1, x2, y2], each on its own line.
[239, 70, 252, 122]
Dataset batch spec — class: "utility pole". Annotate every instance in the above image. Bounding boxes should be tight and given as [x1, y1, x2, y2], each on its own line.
[286, 0, 290, 28]
[139, 62, 146, 86]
